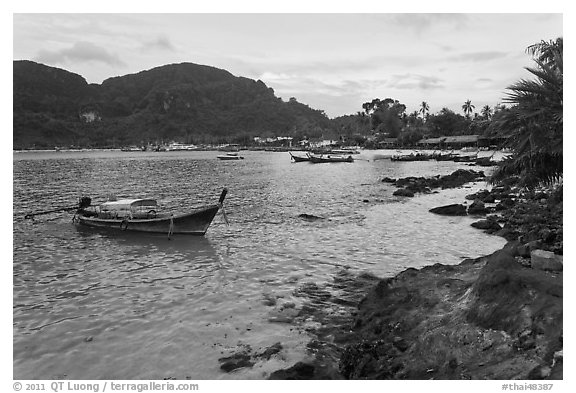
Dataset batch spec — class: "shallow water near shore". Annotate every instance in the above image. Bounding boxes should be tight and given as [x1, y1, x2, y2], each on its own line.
[13, 149, 506, 379]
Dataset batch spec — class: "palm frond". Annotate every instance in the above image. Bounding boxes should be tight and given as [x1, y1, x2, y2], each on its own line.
[489, 37, 563, 189]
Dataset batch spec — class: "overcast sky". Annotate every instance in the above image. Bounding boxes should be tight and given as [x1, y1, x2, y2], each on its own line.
[12, 11, 563, 118]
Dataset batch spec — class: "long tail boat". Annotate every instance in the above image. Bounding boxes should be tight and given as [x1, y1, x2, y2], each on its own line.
[309, 154, 354, 163]
[73, 189, 228, 236]
[289, 152, 311, 162]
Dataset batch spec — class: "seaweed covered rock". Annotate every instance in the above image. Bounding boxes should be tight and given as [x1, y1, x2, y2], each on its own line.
[437, 169, 485, 189]
[393, 188, 415, 197]
[467, 200, 489, 215]
[387, 169, 485, 197]
[269, 362, 316, 380]
[339, 247, 562, 379]
[429, 204, 467, 216]
[471, 218, 502, 233]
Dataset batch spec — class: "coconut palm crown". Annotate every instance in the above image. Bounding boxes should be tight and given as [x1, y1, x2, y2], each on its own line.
[490, 37, 563, 188]
[481, 105, 492, 120]
[419, 101, 429, 122]
[462, 100, 475, 118]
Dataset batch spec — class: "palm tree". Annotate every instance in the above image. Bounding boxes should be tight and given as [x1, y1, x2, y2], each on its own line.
[481, 105, 492, 120]
[490, 38, 563, 188]
[462, 100, 475, 119]
[419, 101, 430, 122]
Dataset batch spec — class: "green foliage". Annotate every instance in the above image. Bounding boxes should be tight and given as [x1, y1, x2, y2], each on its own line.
[363, 98, 406, 138]
[490, 38, 563, 188]
[419, 101, 429, 121]
[462, 99, 475, 118]
[332, 113, 371, 137]
[481, 105, 492, 120]
[397, 128, 424, 146]
[425, 108, 470, 137]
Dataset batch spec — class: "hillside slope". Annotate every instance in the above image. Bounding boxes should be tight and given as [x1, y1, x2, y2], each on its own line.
[13, 61, 333, 149]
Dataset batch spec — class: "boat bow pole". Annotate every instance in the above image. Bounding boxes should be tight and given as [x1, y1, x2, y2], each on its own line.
[218, 188, 230, 225]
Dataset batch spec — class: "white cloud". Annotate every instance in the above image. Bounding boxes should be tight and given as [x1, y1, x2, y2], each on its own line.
[34, 41, 125, 67]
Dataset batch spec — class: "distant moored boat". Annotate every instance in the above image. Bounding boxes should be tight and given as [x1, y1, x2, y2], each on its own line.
[308, 154, 354, 163]
[289, 152, 311, 162]
[217, 152, 244, 160]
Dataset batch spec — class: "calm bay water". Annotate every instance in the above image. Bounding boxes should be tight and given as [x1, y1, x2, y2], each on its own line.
[13, 149, 506, 380]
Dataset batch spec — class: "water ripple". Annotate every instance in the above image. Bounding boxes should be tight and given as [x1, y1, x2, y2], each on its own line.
[13, 150, 505, 379]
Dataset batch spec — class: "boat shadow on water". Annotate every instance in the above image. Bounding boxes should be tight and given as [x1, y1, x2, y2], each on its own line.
[74, 224, 221, 261]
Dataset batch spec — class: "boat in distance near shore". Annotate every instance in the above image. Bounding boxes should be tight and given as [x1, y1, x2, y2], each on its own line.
[289, 152, 311, 162]
[73, 189, 228, 236]
[217, 152, 244, 160]
[390, 152, 431, 162]
[309, 154, 354, 163]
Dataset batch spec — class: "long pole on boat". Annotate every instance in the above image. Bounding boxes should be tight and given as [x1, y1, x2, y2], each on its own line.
[24, 205, 78, 219]
[24, 196, 90, 219]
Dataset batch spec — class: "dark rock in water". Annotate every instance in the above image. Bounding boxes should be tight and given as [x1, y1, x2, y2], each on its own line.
[219, 352, 255, 372]
[471, 219, 502, 232]
[299, 213, 324, 221]
[394, 176, 436, 194]
[388, 169, 485, 197]
[381, 177, 396, 183]
[269, 362, 316, 380]
[438, 169, 485, 189]
[256, 342, 283, 360]
[465, 189, 490, 201]
[262, 293, 278, 306]
[468, 200, 489, 215]
[429, 204, 467, 216]
[393, 188, 415, 197]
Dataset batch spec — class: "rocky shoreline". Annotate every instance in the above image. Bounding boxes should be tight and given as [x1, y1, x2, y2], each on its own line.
[265, 169, 563, 380]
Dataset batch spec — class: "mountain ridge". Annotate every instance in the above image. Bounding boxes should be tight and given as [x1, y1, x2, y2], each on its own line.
[13, 60, 335, 149]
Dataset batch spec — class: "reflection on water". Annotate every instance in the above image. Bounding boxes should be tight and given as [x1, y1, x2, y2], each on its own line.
[13, 150, 506, 379]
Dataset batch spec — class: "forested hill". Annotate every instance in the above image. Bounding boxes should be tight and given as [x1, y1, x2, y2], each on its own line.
[13, 60, 333, 149]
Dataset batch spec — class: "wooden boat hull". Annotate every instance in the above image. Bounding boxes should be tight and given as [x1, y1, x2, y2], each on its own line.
[453, 155, 477, 162]
[217, 155, 243, 160]
[76, 205, 220, 235]
[289, 152, 310, 162]
[291, 156, 310, 162]
[391, 155, 430, 162]
[434, 154, 458, 161]
[309, 155, 353, 163]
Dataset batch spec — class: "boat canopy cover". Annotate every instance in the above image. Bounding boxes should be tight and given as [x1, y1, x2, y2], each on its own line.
[99, 199, 158, 212]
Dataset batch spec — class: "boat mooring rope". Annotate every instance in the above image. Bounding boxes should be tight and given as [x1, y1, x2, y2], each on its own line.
[168, 215, 174, 239]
